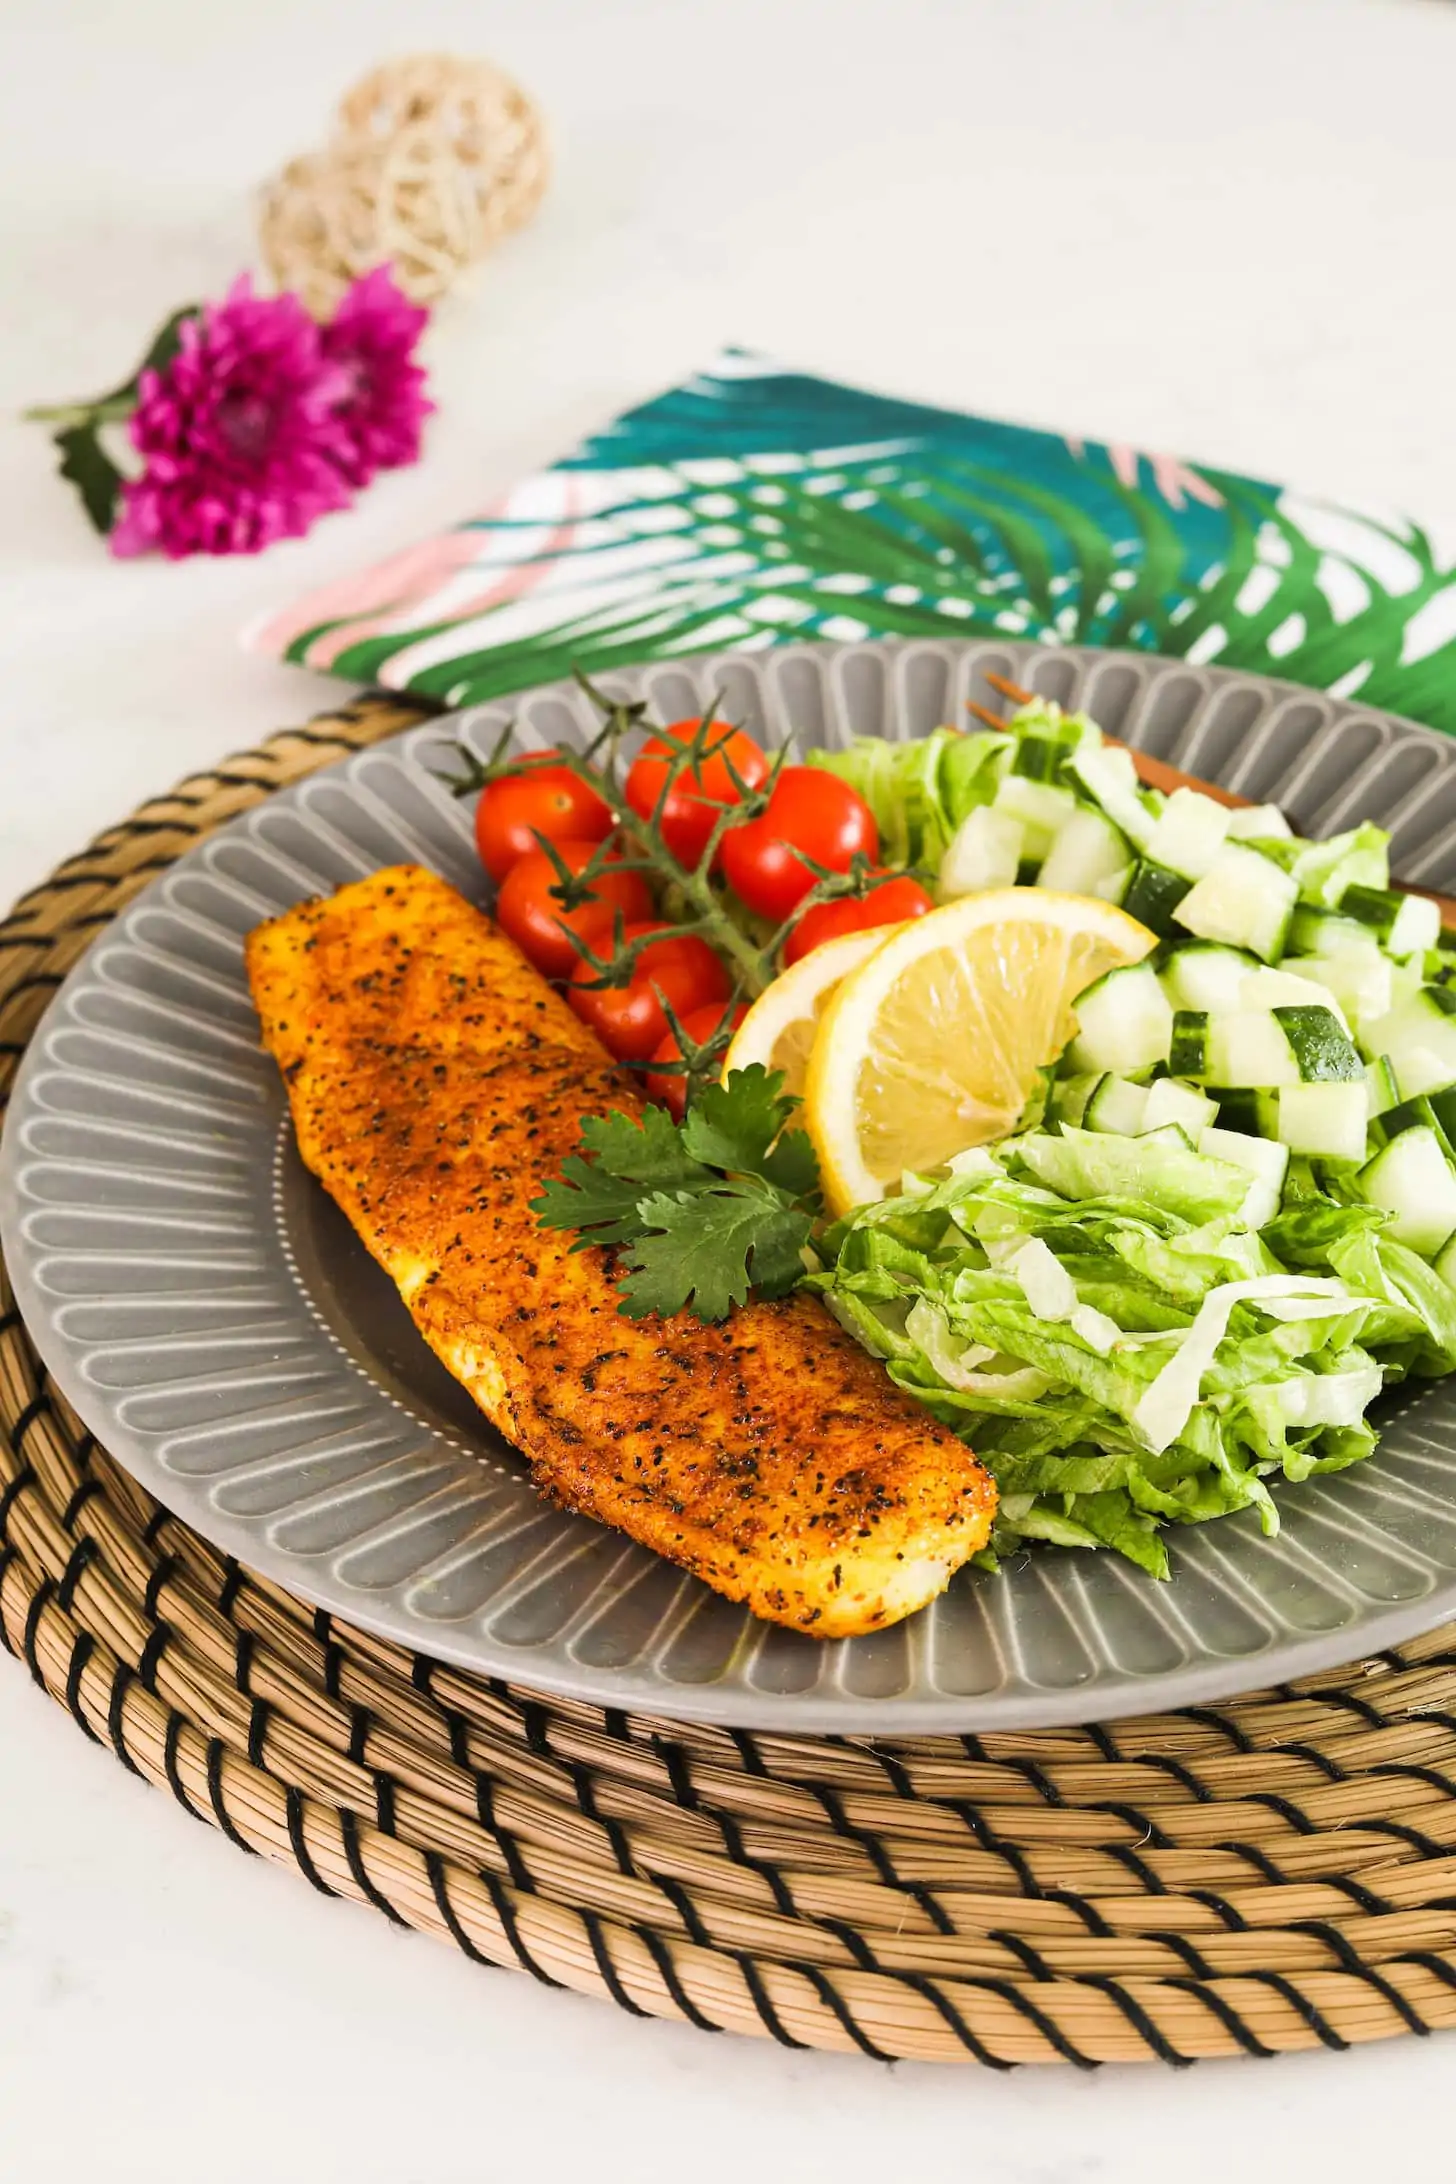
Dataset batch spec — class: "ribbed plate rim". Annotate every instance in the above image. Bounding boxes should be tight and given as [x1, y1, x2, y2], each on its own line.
[8, 638, 1456, 1729]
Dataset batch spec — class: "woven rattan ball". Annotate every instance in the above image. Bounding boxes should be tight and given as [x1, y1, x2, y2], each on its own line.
[259, 55, 549, 317]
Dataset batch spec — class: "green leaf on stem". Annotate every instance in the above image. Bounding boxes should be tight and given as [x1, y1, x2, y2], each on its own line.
[81, 303, 200, 416]
[31, 304, 202, 536]
[54, 425, 123, 535]
[134, 304, 198, 385]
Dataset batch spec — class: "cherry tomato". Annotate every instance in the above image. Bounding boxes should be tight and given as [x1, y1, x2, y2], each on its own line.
[475, 749, 613, 883]
[495, 840, 654, 980]
[624, 717, 770, 869]
[646, 1001, 749, 1118]
[720, 766, 878, 922]
[568, 923, 731, 1062]
[782, 873, 935, 967]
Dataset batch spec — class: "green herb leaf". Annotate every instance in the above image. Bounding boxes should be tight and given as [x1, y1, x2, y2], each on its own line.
[25, 306, 202, 436]
[679, 1065, 818, 1197]
[577, 1105, 711, 1186]
[531, 1159, 665, 1249]
[532, 1072, 824, 1320]
[135, 305, 198, 385]
[531, 1105, 710, 1242]
[83, 304, 199, 414]
[54, 425, 123, 535]
[618, 1184, 815, 1321]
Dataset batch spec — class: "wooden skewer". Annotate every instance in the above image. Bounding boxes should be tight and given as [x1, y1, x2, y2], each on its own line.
[968, 675, 1456, 926]
[983, 671, 1034, 705]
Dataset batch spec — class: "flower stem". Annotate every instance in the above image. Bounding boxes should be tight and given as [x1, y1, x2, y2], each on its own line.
[23, 397, 134, 429]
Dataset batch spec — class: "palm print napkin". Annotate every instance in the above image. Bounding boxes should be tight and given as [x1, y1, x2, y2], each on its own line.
[249, 349, 1456, 731]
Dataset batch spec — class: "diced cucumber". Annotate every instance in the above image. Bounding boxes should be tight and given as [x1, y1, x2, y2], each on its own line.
[1436, 1229, 1456, 1294]
[1158, 942, 1259, 1016]
[1205, 1012, 1301, 1087]
[1011, 734, 1069, 784]
[1358, 1125, 1456, 1257]
[1048, 1072, 1100, 1127]
[1288, 904, 1383, 958]
[1365, 1055, 1401, 1119]
[1085, 1074, 1152, 1135]
[1292, 951, 1394, 1036]
[1214, 1087, 1279, 1136]
[939, 805, 1024, 897]
[1426, 1084, 1456, 1144]
[1224, 802, 1293, 841]
[1364, 985, 1456, 1098]
[1339, 883, 1442, 960]
[1272, 1006, 1364, 1081]
[1239, 967, 1352, 1031]
[1123, 859, 1191, 938]
[1201, 1004, 1361, 1088]
[1398, 1047, 1456, 1100]
[1289, 824, 1389, 909]
[1374, 1093, 1456, 1162]
[1168, 1011, 1209, 1078]
[1141, 1077, 1218, 1137]
[1197, 1126, 1290, 1229]
[1173, 844, 1299, 963]
[1065, 962, 1173, 1076]
[1276, 1082, 1370, 1163]
[1036, 806, 1134, 902]
[1144, 787, 1232, 881]
[1139, 1123, 1205, 1151]
[1066, 741, 1158, 852]
[992, 775, 1078, 864]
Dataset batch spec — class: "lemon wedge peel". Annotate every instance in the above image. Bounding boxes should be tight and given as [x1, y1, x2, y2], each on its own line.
[723, 926, 889, 1098]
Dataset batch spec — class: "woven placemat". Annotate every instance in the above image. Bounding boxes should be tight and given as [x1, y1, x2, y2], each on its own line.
[8, 694, 1456, 2068]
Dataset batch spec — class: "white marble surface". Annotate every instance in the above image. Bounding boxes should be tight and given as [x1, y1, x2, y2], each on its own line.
[4, 0, 1456, 2174]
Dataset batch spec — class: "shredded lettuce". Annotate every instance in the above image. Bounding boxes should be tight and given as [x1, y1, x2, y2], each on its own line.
[808, 1137, 1419, 1577]
[806, 726, 1004, 868]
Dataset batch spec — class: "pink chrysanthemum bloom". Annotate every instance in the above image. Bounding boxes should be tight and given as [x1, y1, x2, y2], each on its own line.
[321, 266, 433, 487]
[111, 278, 354, 559]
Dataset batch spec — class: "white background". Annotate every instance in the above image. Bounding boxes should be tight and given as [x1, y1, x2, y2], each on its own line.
[3, 0, 1456, 2176]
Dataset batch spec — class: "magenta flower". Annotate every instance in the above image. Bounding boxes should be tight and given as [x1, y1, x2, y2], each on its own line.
[111, 278, 355, 559]
[28, 268, 432, 557]
[321, 266, 432, 488]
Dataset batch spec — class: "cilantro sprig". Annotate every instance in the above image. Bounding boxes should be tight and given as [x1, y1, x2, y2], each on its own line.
[531, 1065, 822, 1321]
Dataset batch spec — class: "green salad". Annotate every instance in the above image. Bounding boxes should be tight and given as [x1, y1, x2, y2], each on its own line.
[542, 694, 1456, 1579]
[803, 699, 1456, 1573]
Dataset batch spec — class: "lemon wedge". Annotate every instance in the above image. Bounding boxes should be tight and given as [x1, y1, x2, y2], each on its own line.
[803, 889, 1157, 1216]
[724, 927, 888, 1097]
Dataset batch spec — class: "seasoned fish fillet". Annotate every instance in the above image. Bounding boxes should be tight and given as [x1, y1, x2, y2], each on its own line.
[246, 864, 995, 1637]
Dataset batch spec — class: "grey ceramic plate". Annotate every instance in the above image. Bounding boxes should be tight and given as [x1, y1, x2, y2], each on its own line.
[9, 638, 1456, 1732]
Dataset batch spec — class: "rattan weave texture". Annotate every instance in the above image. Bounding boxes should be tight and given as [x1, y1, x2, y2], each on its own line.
[7, 694, 1456, 2066]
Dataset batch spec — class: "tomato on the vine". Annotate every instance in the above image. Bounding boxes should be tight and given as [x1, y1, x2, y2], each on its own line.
[782, 873, 934, 966]
[719, 767, 878, 922]
[475, 750, 613, 883]
[495, 841, 653, 980]
[646, 1001, 749, 1118]
[624, 718, 770, 869]
[568, 924, 731, 1062]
